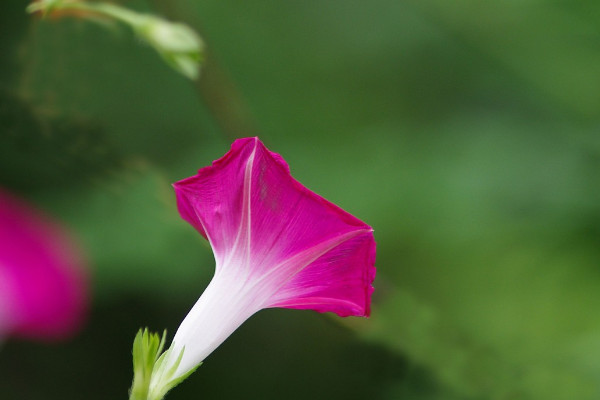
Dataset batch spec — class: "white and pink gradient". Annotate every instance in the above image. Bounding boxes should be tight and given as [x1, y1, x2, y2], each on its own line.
[160, 137, 376, 380]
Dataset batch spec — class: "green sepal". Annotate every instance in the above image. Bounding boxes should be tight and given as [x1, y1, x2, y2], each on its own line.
[148, 346, 202, 400]
[129, 328, 167, 400]
[128, 328, 202, 400]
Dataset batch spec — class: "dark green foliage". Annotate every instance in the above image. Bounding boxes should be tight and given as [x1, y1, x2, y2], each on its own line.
[0, 89, 123, 192]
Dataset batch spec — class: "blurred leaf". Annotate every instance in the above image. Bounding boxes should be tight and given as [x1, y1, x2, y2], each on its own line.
[27, 0, 204, 79]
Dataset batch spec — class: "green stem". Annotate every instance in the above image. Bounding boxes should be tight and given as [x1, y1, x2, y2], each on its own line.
[28, 1, 145, 26]
[68, 3, 143, 26]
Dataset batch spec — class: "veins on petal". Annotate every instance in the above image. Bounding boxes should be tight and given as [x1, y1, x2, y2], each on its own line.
[232, 228, 372, 308]
[192, 206, 220, 264]
[270, 297, 362, 311]
[221, 140, 258, 280]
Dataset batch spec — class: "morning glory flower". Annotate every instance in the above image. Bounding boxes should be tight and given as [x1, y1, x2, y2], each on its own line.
[146, 137, 375, 398]
[0, 188, 87, 342]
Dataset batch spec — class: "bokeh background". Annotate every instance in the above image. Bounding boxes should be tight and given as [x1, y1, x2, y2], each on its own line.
[1, 1, 600, 399]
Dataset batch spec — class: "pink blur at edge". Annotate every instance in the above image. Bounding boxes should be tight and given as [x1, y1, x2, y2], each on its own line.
[0, 188, 88, 341]
[173, 137, 376, 318]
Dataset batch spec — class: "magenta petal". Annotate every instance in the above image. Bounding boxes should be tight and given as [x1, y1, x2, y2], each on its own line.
[160, 137, 376, 378]
[174, 137, 376, 317]
[0, 188, 88, 341]
[267, 231, 376, 317]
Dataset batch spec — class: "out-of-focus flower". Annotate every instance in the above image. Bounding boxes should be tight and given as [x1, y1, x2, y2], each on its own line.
[146, 137, 375, 398]
[0, 188, 88, 341]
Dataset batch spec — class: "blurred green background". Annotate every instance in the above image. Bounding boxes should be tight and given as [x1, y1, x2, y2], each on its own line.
[1, 1, 600, 399]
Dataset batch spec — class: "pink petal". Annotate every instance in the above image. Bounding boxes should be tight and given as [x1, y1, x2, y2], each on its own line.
[267, 230, 376, 317]
[174, 137, 376, 317]
[155, 137, 377, 380]
[0, 188, 88, 341]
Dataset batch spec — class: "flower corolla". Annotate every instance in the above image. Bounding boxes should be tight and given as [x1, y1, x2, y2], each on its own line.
[150, 137, 375, 394]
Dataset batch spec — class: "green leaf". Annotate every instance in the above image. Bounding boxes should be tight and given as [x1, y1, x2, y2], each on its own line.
[26, 0, 204, 80]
